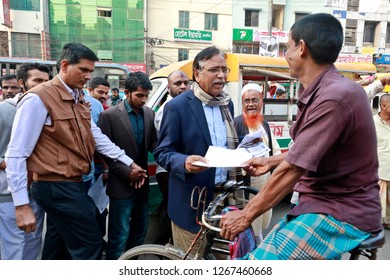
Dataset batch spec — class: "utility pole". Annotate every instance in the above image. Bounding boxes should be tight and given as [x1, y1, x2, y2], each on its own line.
[268, 0, 273, 36]
[144, 0, 149, 74]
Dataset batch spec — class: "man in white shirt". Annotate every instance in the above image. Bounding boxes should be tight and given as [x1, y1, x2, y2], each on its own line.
[5, 43, 146, 260]
[0, 63, 50, 259]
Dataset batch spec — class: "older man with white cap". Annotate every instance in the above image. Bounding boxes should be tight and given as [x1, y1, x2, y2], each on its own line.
[233, 82, 281, 243]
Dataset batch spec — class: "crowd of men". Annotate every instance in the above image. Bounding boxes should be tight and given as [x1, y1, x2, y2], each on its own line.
[0, 12, 388, 260]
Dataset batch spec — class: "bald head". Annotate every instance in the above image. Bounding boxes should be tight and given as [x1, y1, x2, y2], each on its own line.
[167, 70, 190, 98]
[380, 94, 390, 105]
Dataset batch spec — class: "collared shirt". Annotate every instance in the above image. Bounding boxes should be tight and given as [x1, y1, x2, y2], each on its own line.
[374, 113, 390, 180]
[83, 93, 104, 125]
[203, 104, 227, 185]
[124, 100, 145, 152]
[286, 65, 381, 232]
[5, 75, 133, 206]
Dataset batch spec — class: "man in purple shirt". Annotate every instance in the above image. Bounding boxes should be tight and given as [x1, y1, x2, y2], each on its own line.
[220, 13, 382, 260]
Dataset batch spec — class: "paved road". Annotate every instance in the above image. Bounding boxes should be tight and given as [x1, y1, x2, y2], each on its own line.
[265, 196, 390, 260]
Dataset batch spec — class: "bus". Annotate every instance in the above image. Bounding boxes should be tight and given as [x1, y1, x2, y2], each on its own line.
[0, 57, 130, 90]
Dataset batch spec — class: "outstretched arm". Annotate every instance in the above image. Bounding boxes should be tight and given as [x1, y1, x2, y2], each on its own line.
[220, 160, 304, 240]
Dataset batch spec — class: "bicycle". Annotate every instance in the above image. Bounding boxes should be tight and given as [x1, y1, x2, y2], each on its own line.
[119, 180, 257, 260]
[118, 180, 386, 260]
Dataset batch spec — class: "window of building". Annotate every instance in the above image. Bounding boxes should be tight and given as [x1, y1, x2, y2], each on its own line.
[179, 11, 189, 28]
[233, 43, 260, 55]
[245, 10, 259, 27]
[205, 13, 218, 31]
[11, 32, 41, 58]
[178, 49, 188, 61]
[347, 0, 359, 12]
[364, 21, 376, 43]
[387, 24, 390, 44]
[345, 19, 357, 46]
[128, 8, 143, 20]
[10, 0, 40, 11]
[0, 31, 9, 56]
[295, 12, 309, 22]
[97, 7, 112, 18]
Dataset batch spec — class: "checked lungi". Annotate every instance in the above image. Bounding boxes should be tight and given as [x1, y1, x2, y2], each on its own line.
[246, 213, 370, 260]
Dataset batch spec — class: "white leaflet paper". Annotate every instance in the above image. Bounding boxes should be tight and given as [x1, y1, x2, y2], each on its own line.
[193, 146, 252, 167]
[88, 174, 109, 214]
[192, 130, 271, 168]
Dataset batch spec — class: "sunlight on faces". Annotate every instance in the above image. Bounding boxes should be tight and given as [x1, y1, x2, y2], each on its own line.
[168, 72, 190, 98]
[126, 86, 150, 111]
[19, 69, 50, 92]
[242, 89, 264, 131]
[194, 54, 227, 97]
[60, 58, 95, 90]
[90, 84, 110, 103]
[285, 36, 301, 79]
[1, 78, 20, 99]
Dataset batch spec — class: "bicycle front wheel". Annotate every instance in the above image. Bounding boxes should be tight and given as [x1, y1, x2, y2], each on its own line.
[118, 244, 185, 260]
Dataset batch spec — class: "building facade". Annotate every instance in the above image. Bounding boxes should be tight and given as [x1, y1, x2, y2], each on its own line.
[2, 0, 390, 72]
[146, 0, 232, 72]
[49, 0, 145, 63]
[0, 0, 145, 64]
[231, 0, 390, 68]
[0, 0, 49, 59]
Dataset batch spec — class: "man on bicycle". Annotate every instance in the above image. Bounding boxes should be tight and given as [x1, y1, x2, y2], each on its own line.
[220, 13, 382, 260]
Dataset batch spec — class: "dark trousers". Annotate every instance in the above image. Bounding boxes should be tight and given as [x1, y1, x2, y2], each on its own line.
[106, 192, 149, 260]
[31, 181, 103, 260]
[155, 171, 172, 244]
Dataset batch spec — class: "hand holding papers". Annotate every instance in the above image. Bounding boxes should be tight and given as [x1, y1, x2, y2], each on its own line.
[237, 130, 271, 158]
[193, 131, 271, 168]
[193, 146, 252, 167]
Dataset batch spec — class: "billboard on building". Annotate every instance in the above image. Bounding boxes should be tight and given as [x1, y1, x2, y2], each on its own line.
[324, 0, 347, 9]
[259, 36, 279, 57]
[253, 30, 289, 44]
[1, 0, 12, 28]
[122, 63, 147, 73]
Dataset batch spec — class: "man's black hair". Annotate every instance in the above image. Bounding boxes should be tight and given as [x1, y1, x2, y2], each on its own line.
[90, 77, 110, 89]
[0, 74, 17, 86]
[290, 13, 343, 64]
[16, 63, 51, 83]
[192, 46, 226, 80]
[57, 43, 99, 67]
[125, 72, 152, 93]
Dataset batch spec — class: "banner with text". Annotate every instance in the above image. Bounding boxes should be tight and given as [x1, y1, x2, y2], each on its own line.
[174, 28, 212, 43]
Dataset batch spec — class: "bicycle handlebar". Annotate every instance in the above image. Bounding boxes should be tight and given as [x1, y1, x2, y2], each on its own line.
[201, 181, 259, 232]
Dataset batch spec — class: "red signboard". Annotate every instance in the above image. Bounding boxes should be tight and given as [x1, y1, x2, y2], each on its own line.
[2, 0, 11, 28]
[122, 63, 147, 73]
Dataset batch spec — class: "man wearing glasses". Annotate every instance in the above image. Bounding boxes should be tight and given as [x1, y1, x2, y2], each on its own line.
[233, 83, 281, 244]
[154, 46, 237, 254]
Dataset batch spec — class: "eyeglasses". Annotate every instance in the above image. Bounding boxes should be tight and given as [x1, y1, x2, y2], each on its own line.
[201, 67, 231, 74]
[243, 98, 261, 105]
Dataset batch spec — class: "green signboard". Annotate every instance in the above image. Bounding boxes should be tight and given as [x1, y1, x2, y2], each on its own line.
[174, 28, 212, 43]
[233, 28, 253, 41]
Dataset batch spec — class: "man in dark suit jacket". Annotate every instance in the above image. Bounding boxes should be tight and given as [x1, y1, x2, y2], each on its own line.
[154, 47, 236, 254]
[99, 72, 157, 260]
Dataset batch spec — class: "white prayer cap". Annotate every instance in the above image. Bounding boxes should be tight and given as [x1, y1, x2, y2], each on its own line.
[241, 83, 263, 95]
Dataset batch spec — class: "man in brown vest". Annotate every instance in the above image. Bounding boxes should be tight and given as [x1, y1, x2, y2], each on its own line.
[5, 43, 146, 260]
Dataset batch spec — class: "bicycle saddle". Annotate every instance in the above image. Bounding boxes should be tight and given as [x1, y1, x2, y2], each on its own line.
[358, 229, 386, 250]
